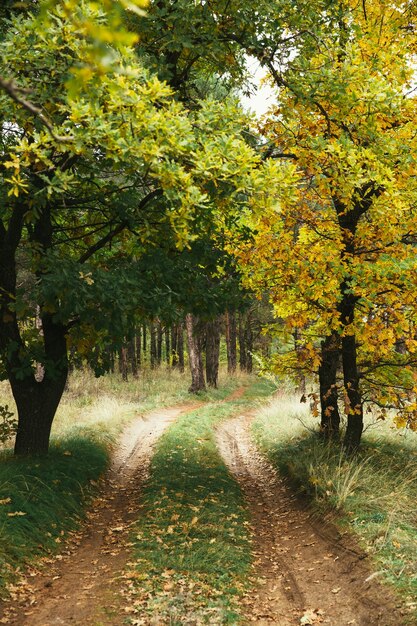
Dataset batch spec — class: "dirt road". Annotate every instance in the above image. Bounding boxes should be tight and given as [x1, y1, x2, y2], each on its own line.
[216, 413, 404, 626]
[0, 396, 407, 626]
[1, 403, 200, 626]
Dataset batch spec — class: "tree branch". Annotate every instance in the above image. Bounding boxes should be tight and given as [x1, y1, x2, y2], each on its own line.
[0, 75, 74, 143]
[77, 188, 164, 263]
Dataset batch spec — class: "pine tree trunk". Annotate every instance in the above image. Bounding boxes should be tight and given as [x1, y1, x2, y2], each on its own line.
[319, 332, 341, 440]
[225, 310, 237, 374]
[185, 313, 206, 393]
[205, 319, 220, 388]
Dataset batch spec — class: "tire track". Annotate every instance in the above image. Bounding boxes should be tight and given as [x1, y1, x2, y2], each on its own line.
[1, 402, 201, 626]
[216, 413, 404, 626]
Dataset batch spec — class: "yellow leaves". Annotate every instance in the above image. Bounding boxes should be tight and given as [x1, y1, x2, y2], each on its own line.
[7, 511, 27, 517]
[79, 271, 94, 286]
[394, 415, 408, 429]
[5, 174, 29, 197]
[0, 498, 11, 505]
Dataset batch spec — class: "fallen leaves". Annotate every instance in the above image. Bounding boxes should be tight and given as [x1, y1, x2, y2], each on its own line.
[300, 608, 325, 625]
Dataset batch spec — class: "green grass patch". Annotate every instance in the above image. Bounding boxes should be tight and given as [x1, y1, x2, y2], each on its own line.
[252, 394, 417, 622]
[123, 382, 269, 625]
[0, 431, 110, 595]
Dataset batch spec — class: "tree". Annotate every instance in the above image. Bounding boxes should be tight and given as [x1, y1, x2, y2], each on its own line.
[233, 0, 417, 449]
[0, 3, 280, 454]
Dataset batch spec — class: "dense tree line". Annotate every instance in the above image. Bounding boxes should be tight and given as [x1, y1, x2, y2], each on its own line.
[1, 0, 417, 455]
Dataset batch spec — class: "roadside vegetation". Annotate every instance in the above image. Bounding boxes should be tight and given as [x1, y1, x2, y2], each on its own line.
[252, 393, 417, 622]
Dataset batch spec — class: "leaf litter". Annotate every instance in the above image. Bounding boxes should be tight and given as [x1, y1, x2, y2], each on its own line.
[216, 413, 407, 626]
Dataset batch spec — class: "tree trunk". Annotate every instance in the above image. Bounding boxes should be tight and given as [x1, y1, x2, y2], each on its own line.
[171, 323, 178, 367]
[127, 338, 138, 378]
[142, 323, 147, 356]
[119, 346, 128, 381]
[12, 373, 67, 456]
[319, 332, 341, 440]
[333, 189, 379, 452]
[185, 313, 206, 393]
[157, 320, 163, 366]
[136, 327, 141, 367]
[12, 313, 69, 456]
[342, 332, 363, 452]
[150, 321, 157, 368]
[177, 322, 185, 373]
[225, 310, 237, 374]
[107, 348, 115, 374]
[165, 326, 170, 366]
[238, 314, 247, 371]
[205, 319, 220, 387]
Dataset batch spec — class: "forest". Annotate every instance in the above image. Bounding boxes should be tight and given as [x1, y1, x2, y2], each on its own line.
[0, 1, 416, 625]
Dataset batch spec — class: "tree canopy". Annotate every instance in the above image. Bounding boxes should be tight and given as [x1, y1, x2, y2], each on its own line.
[234, 0, 417, 447]
[0, 1, 280, 454]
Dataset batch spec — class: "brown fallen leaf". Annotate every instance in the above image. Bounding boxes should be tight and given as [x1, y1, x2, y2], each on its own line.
[300, 608, 325, 625]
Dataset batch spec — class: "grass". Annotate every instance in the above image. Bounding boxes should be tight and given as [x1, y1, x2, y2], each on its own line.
[252, 392, 417, 621]
[121, 379, 274, 625]
[0, 366, 215, 597]
[0, 434, 109, 595]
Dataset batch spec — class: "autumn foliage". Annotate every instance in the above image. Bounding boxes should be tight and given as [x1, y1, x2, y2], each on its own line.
[235, 0, 417, 447]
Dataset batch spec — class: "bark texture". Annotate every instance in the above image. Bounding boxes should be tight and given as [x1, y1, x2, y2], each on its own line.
[225, 310, 237, 374]
[319, 333, 341, 440]
[185, 313, 206, 393]
[205, 319, 220, 388]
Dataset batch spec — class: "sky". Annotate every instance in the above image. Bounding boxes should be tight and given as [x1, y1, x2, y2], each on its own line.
[240, 57, 275, 117]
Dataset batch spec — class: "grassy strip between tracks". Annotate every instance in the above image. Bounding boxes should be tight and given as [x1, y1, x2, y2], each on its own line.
[252, 394, 417, 624]
[122, 379, 274, 625]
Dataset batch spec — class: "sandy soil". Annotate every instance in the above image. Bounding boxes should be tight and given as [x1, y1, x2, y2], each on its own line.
[0, 402, 201, 626]
[216, 413, 406, 626]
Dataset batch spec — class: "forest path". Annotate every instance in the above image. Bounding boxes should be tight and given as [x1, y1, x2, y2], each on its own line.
[216, 412, 403, 626]
[1, 401, 202, 626]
